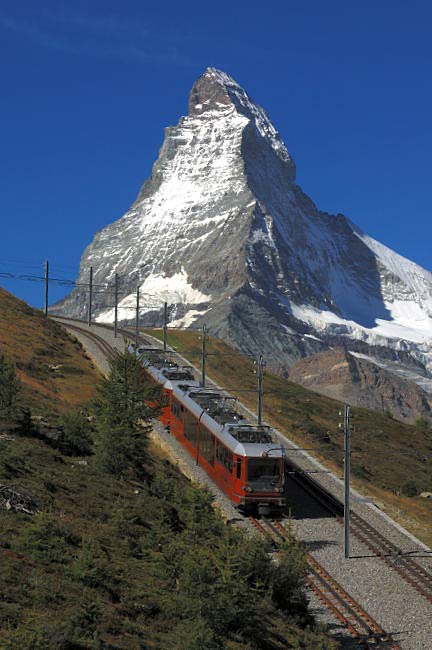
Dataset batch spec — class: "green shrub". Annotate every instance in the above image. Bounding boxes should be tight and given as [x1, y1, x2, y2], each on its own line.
[402, 480, 421, 498]
[58, 411, 93, 456]
[0, 628, 48, 650]
[92, 348, 161, 477]
[415, 416, 431, 430]
[93, 348, 161, 431]
[16, 407, 35, 435]
[18, 512, 79, 563]
[72, 539, 119, 597]
[0, 440, 28, 479]
[68, 596, 102, 641]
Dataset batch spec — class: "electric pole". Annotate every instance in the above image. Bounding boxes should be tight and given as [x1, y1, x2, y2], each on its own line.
[344, 403, 351, 559]
[88, 266, 93, 327]
[257, 354, 264, 426]
[135, 285, 140, 348]
[114, 273, 119, 338]
[44, 260, 49, 316]
[163, 302, 168, 353]
[201, 324, 207, 387]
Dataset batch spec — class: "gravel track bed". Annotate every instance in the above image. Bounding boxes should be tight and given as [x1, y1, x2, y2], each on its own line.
[60, 327, 112, 375]
[57, 321, 432, 648]
[291, 514, 431, 649]
[55, 320, 126, 374]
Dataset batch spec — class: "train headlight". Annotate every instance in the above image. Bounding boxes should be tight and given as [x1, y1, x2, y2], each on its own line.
[244, 486, 254, 493]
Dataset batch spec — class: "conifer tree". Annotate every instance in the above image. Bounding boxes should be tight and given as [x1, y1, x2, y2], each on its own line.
[0, 353, 20, 418]
[93, 348, 161, 476]
[94, 348, 160, 430]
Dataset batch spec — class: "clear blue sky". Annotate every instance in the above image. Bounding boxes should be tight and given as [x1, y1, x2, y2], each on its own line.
[1, 0, 431, 307]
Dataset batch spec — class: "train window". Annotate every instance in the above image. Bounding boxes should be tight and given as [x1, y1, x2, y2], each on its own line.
[236, 458, 242, 479]
[184, 410, 197, 447]
[172, 399, 181, 418]
[198, 425, 214, 465]
[216, 443, 233, 472]
[247, 459, 280, 481]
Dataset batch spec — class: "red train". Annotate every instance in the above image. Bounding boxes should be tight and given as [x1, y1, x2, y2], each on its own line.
[133, 344, 286, 515]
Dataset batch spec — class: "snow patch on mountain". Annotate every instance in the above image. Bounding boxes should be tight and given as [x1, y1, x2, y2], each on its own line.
[96, 270, 211, 324]
[139, 270, 211, 304]
[290, 299, 432, 347]
[169, 308, 211, 329]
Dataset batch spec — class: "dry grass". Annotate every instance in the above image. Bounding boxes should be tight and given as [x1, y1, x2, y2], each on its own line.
[0, 288, 100, 416]
[147, 327, 432, 546]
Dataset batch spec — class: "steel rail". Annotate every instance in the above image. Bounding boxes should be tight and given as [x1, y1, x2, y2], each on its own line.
[58, 320, 116, 361]
[286, 464, 432, 605]
[249, 516, 401, 650]
[56, 318, 404, 649]
[57, 319, 432, 609]
[349, 512, 432, 605]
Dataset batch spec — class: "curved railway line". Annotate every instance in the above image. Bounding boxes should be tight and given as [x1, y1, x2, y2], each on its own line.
[58, 320, 116, 361]
[54, 316, 414, 648]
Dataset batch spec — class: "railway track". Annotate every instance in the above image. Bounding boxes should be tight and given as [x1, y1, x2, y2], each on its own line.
[55, 317, 429, 644]
[54, 316, 154, 356]
[287, 464, 432, 605]
[349, 512, 432, 604]
[58, 320, 116, 360]
[249, 516, 401, 650]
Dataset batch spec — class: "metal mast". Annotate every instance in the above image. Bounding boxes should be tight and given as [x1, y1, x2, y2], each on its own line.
[114, 273, 119, 338]
[44, 260, 49, 316]
[163, 302, 168, 353]
[135, 285, 140, 348]
[201, 324, 207, 387]
[344, 403, 351, 559]
[88, 266, 93, 326]
[257, 354, 264, 426]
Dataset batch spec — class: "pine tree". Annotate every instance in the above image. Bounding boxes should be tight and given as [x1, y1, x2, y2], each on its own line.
[58, 411, 93, 455]
[94, 348, 161, 430]
[93, 348, 161, 476]
[0, 353, 20, 419]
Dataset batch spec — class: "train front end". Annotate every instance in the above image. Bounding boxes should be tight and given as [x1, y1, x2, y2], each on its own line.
[243, 452, 285, 515]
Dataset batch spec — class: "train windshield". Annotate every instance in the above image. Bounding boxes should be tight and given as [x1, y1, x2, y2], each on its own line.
[247, 459, 281, 487]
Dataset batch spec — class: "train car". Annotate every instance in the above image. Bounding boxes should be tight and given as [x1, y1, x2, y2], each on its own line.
[130, 343, 286, 515]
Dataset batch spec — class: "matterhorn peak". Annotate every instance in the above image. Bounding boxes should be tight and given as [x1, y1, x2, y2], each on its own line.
[55, 67, 432, 404]
[188, 67, 238, 115]
[188, 67, 295, 169]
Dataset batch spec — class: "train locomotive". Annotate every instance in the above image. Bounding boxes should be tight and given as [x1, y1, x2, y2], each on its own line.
[131, 343, 286, 515]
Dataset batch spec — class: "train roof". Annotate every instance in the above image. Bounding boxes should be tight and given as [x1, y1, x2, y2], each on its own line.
[139, 350, 284, 459]
[172, 384, 284, 458]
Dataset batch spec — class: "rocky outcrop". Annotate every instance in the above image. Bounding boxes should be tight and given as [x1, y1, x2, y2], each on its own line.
[289, 349, 432, 423]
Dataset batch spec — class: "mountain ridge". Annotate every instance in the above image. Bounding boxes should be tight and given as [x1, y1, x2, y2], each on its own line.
[53, 67, 432, 398]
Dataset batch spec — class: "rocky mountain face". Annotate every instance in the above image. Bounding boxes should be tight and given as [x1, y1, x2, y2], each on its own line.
[289, 348, 432, 423]
[54, 67, 432, 415]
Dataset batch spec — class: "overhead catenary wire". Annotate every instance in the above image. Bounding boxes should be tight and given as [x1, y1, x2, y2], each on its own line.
[3, 262, 431, 446]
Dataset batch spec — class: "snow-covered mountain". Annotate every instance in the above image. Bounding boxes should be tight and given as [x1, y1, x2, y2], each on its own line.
[55, 67, 432, 389]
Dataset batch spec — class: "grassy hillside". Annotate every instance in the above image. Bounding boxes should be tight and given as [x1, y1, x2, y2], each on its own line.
[0, 288, 99, 416]
[0, 436, 335, 650]
[0, 301, 333, 650]
[148, 328, 432, 546]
